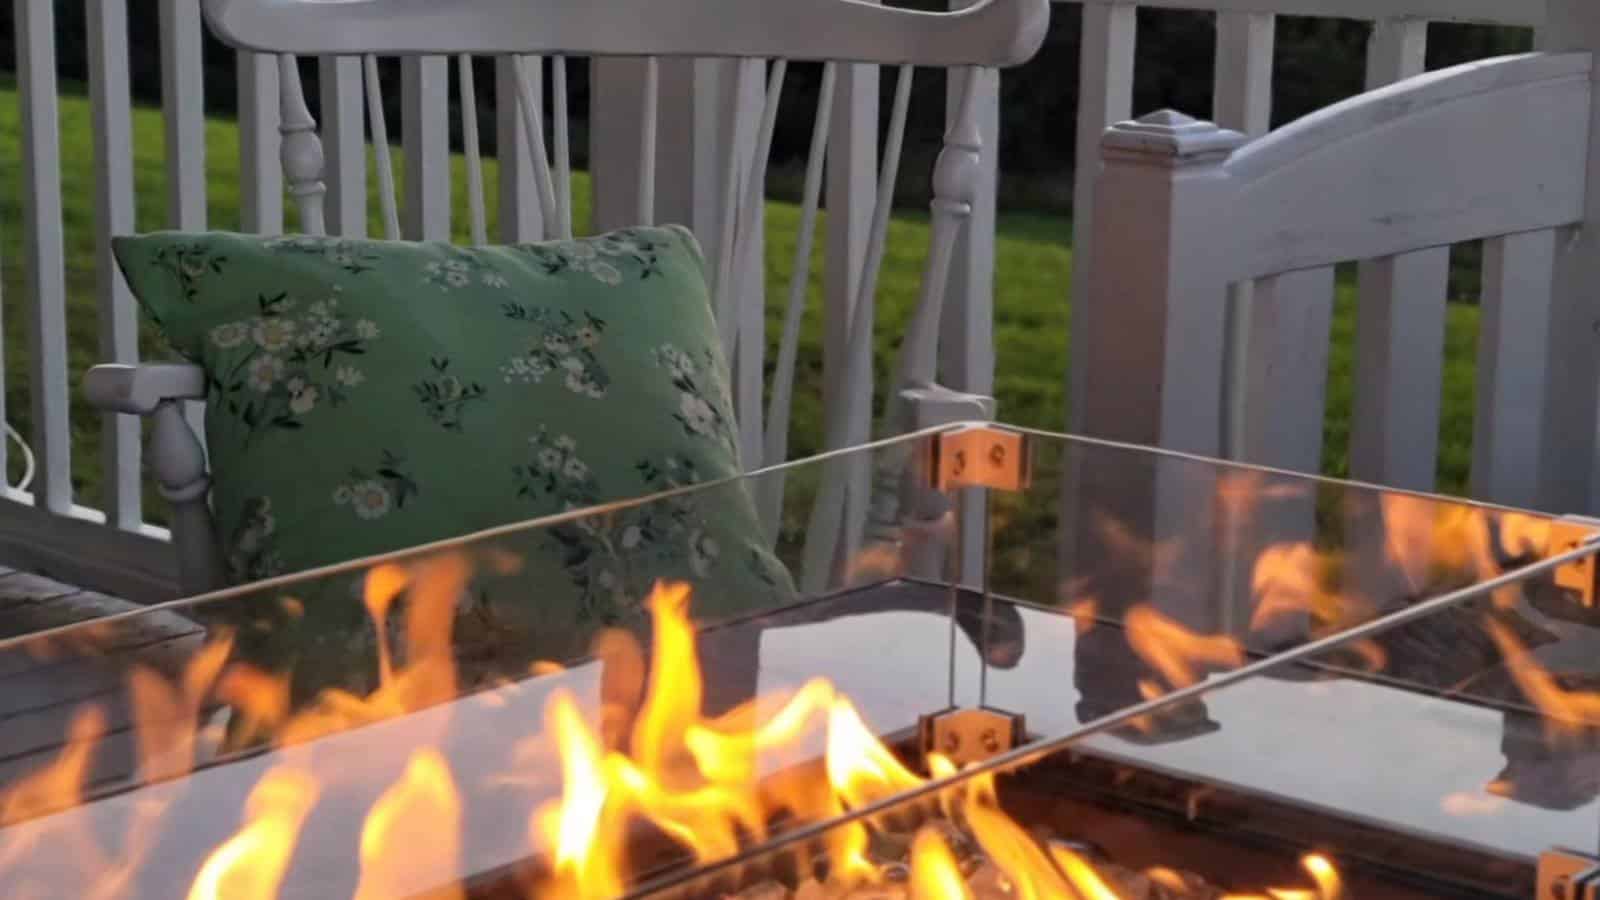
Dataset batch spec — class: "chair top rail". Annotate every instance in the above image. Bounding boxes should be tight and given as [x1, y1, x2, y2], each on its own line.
[1211, 51, 1592, 279]
[202, 0, 1049, 67]
[1051, 0, 1542, 28]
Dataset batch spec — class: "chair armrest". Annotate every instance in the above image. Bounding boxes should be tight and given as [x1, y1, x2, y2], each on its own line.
[84, 363, 207, 415]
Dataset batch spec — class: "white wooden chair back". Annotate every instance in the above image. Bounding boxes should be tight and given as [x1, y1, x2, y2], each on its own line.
[1075, 52, 1600, 515]
[87, 0, 1049, 596]
[1067, 49, 1600, 653]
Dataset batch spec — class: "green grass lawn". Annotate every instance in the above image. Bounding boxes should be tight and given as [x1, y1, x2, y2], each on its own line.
[0, 82, 1482, 523]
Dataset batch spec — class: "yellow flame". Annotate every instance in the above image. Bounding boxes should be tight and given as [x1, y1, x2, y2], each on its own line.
[910, 826, 974, 900]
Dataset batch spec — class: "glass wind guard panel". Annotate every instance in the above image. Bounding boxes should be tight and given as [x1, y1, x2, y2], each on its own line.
[0, 425, 1591, 899]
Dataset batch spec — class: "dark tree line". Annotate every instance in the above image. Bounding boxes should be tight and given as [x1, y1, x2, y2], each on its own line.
[0, 3, 1531, 209]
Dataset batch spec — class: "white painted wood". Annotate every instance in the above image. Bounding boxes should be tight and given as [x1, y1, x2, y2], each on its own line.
[278, 55, 326, 236]
[1065, 2, 1136, 435]
[729, 60, 787, 468]
[552, 56, 574, 239]
[363, 55, 403, 240]
[18, 0, 73, 514]
[1234, 269, 1336, 471]
[160, 0, 208, 230]
[87, 0, 142, 530]
[238, 52, 284, 234]
[824, 58, 879, 450]
[204, 0, 1053, 66]
[149, 401, 226, 593]
[760, 62, 836, 535]
[1535, 0, 1600, 513]
[495, 56, 541, 242]
[1223, 53, 1592, 278]
[458, 55, 489, 246]
[1212, 9, 1274, 469]
[638, 57, 660, 226]
[512, 54, 561, 241]
[401, 55, 451, 240]
[941, 65, 999, 400]
[1473, 229, 1558, 508]
[1349, 18, 1450, 492]
[713, 60, 763, 356]
[1350, 251, 1450, 491]
[320, 56, 368, 237]
[800, 65, 920, 592]
[942, 0, 1001, 413]
[1077, 112, 1246, 454]
[1212, 12, 1275, 136]
[1068, 0, 1540, 26]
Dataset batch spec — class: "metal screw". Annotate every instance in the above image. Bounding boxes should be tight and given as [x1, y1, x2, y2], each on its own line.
[942, 731, 961, 753]
[1551, 874, 1571, 900]
[980, 729, 999, 753]
[989, 444, 1006, 467]
[952, 450, 967, 476]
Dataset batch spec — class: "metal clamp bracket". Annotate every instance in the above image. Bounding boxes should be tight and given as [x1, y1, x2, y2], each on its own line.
[918, 706, 1027, 768]
[930, 424, 1031, 493]
[1540, 848, 1600, 899]
[1551, 516, 1600, 607]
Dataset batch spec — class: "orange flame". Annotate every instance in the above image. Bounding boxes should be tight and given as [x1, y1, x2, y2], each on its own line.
[1125, 605, 1245, 690]
[0, 555, 1354, 900]
[353, 748, 465, 900]
[1486, 619, 1600, 744]
[186, 768, 320, 900]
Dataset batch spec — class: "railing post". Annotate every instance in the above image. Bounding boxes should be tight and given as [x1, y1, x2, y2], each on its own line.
[1536, 0, 1600, 513]
[1069, 111, 1244, 639]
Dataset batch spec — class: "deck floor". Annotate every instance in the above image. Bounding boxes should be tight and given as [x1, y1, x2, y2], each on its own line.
[0, 567, 204, 790]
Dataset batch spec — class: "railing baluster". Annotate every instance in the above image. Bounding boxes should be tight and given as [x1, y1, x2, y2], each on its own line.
[402, 55, 452, 241]
[458, 55, 489, 246]
[1351, 17, 1448, 492]
[364, 55, 402, 241]
[496, 55, 543, 242]
[88, 0, 140, 527]
[801, 64, 915, 593]
[1065, 2, 1136, 436]
[512, 55, 561, 242]
[238, 51, 284, 235]
[159, 0, 207, 230]
[18, 0, 71, 513]
[321, 56, 368, 237]
[552, 55, 574, 238]
[760, 62, 837, 534]
[638, 56, 660, 226]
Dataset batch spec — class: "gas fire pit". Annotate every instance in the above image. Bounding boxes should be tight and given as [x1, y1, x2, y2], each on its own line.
[0, 425, 1597, 900]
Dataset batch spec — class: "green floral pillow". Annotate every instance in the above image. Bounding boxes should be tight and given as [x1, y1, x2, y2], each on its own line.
[113, 227, 795, 650]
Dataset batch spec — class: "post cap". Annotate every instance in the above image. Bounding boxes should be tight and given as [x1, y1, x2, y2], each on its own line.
[1101, 110, 1247, 165]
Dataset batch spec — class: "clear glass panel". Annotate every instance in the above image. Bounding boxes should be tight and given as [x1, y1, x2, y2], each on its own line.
[0, 426, 1587, 899]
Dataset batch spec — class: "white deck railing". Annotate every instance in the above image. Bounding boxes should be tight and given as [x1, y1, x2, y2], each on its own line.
[0, 0, 1551, 600]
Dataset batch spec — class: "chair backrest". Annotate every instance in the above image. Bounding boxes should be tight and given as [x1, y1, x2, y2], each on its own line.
[1076, 51, 1599, 516]
[199, 0, 1049, 588]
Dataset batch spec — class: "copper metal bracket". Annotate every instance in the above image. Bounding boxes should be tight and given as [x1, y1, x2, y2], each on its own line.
[1540, 848, 1600, 899]
[1550, 516, 1600, 607]
[930, 425, 1031, 493]
[918, 706, 1027, 768]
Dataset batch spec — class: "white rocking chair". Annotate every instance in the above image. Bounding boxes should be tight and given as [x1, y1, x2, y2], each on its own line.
[82, 0, 1050, 597]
